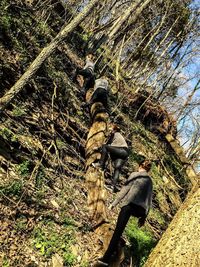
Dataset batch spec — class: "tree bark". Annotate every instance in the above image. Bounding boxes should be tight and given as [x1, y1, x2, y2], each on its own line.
[84, 90, 124, 267]
[0, 0, 99, 112]
[85, 100, 109, 223]
[144, 183, 200, 267]
[165, 133, 198, 186]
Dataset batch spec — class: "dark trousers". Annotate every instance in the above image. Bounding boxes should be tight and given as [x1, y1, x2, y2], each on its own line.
[75, 68, 95, 96]
[99, 145, 129, 185]
[102, 204, 145, 263]
[89, 87, 108, 108]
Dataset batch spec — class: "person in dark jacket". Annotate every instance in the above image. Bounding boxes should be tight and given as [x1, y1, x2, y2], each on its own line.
[97, 160, 153, 266]
[73, 54, 95, 98]
[82, 76, 109, 112]
[93, 124, 129, 192]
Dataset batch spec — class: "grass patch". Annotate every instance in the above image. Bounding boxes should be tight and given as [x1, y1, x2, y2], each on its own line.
[0, 179, 23, 198]
[126, 218, 156, 266]
[148, 208, 166, 226]
[12, 106, 27, 117]
[17, 160, 31, 177]
[32, 221, 77, 266]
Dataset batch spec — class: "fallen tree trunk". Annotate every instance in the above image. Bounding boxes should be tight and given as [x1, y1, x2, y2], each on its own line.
[85, 90, 124, 267]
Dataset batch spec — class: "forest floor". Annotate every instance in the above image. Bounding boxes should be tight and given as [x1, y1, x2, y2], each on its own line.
[0, 1, 191, 266]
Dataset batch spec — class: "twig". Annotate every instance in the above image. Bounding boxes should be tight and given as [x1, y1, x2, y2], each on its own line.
[160, 157, 183, 189]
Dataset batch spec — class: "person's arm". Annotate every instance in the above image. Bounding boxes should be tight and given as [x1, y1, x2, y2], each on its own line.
[138, 180, 153, 227]
[124, 172, 139, 185]
[138, 216, 146, 227]
[144, 181, 153, 218]
[110, 185, 130, 208]
[106, 132, 114, 145]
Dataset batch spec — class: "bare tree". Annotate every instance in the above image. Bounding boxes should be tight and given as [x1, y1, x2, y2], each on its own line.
[0, 0, 99, 111]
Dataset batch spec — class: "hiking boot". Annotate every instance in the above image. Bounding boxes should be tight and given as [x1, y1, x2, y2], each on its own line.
[95, 259, 108, 266]
[113, 185, 120, 193]
[92, 162, 102, 169]
[104, 184, 119, 193]
[104, 184, 114, 192]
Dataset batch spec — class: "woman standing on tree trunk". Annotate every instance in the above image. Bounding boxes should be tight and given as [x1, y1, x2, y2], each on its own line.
[72, 54, 95, 98]
[97, 160, 153, 266]
[93, 124, 129, 192]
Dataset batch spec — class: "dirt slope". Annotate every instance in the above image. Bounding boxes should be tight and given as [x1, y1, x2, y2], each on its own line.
[0, 1, 191, 266]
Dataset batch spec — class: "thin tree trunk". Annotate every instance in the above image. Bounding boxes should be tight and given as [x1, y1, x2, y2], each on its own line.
[165, 133, 198, 186]
[109, 0, 152, 40]
[90, 0, 152, 52]
[176, 79, 200, 120]
[144, 183, 200, 267]
[0, 0, 99, 112]
[156, 41, 193, 100]
[132, 15, 180, 79]
[139, 32, 182, 88]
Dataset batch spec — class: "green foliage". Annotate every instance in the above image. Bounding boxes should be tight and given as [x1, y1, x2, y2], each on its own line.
[1, 14, 11, 30]
[2, 257, 10, 267]
[0, 127, 12, 140]
[35, 189, 46, 202]
[81, 33, 89, 41]
[126, 218, 156, 266]
[12, 106, 27, 117]
[17, 160, 31, 177]
[15, 216, 27, 232]
[148, 208, 166, 226]
[56, 138, 67, 150]
[32, 221, 76, 265]
[0, 127, 18, 142]
[129, 151, 145, 164]
[0, 180, 23, 198]
[35, 166, 46, 188]
[62, 217, 76, 227]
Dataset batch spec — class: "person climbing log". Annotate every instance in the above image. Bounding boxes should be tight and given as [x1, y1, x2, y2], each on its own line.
[93, 124, 129, 192]
[72, 54, 95, 98]
[97, 159, 153, 266]
[82, 76, 109, 113]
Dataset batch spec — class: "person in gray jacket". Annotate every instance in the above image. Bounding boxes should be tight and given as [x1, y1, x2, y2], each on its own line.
[93, 124, 129, 192]
[73, 54, 95, 97]
[97, 160, 153, 266]
[83, 76, 109, 111]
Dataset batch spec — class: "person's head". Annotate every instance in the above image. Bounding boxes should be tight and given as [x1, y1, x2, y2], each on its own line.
[138, 160, 152, 172]
[101, 75, 107, 80]
[110, 124, 120, 133]
[86, 54, 94, 61]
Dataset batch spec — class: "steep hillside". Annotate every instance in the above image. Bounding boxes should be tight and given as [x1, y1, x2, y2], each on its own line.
[0, 1, 192, 266]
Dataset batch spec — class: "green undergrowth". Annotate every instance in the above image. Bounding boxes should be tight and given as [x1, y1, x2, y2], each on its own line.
[0, 127, 18, 142]
[32, 220, 77, 266]
[0, 179, 23, 199]
[163, 154, 189, 189]
[2, 257, 10, 267]
[0, 1, 192, 266]
[12, 105, 27, 117]
[148, 208, 166, 226]
[16, 160, 32, 177]
[126, 218, 156, 266]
